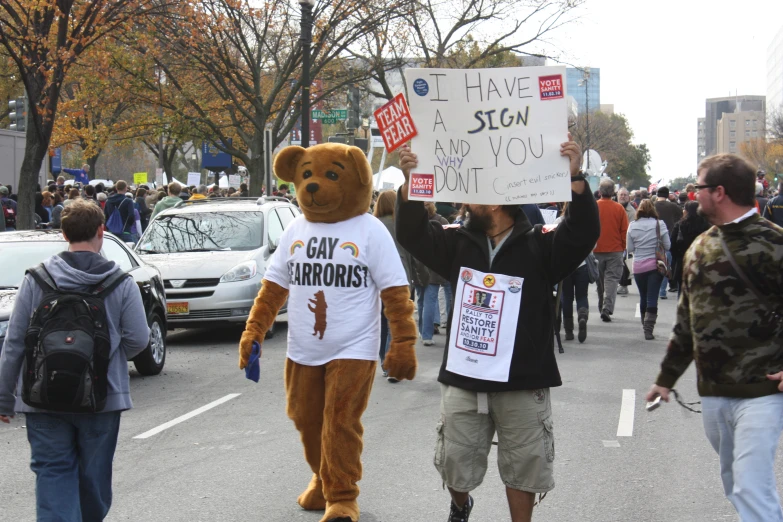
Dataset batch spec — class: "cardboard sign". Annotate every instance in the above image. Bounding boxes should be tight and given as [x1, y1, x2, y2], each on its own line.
[133, 172, 147, 185]
[155, 168, 165, 186]
[228, 175, 241, 189]
[404, 66, 571, 205]
[373, 93, 418, 152]
[187, 172, 201, 187]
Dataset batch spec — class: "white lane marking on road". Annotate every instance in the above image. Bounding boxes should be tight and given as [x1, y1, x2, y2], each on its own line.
[617, 389, 636, 437]
[635, 303, 641, 318]
[602, 440, 621, 448]
[133, 393, 241, 439]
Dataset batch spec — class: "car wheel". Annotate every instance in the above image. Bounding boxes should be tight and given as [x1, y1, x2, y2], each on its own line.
[134, 313, 166, 376]
[265, 320, 276, 340]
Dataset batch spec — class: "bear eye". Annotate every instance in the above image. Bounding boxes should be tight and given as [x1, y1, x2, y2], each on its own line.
[325, 171, 339, 181]
[302, 170, 312, 179]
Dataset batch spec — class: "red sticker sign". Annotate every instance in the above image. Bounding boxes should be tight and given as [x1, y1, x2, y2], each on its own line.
[410, 173, 434, 198]
[373, 93, 418, 152]
[538, 75, 564, 100]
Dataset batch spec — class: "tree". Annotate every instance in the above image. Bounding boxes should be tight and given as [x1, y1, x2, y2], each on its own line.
[129, 0, 406, 196]
[569, 111, 651, 188]
[0, 0, 168, 228]
[363, 0, 584, 101]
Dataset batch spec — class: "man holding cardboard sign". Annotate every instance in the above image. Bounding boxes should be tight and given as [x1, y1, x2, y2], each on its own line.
[395, 125, 599, 521]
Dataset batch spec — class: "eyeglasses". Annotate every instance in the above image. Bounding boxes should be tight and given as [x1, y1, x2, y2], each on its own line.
[693, 184, 718, 192]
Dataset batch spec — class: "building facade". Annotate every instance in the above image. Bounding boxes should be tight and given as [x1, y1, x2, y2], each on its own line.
[697, 118, 706, 164]
[702, 95, 766, 158]
[716, 110, 766, 155]
[566, 67, 600, 114]
[768, 24, 783, 112]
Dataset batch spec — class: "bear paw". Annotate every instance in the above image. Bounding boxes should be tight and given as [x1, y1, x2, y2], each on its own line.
[320, 500, 360, 522]
[297, 474, 326, 511]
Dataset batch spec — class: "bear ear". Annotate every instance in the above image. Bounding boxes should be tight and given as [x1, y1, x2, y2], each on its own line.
[274, 146, 306, 182]
[345, 146, 373, 186]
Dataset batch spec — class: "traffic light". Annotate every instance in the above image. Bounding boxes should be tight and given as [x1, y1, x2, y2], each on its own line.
[346, 86, 361, 129]
[8, 97, 26, 132]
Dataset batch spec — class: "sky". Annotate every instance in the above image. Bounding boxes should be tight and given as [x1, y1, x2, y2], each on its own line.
[546, 0, 783, 184]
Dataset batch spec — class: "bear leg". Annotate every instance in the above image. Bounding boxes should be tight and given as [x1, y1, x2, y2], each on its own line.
[320, 359, 376, 510]
[285, 358, 327, 510]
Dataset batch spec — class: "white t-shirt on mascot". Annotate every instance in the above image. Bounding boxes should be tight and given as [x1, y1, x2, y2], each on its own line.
[263, 213, 409, 365]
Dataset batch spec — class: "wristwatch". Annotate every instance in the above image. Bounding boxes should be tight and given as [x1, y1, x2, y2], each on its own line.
[571, 172, 587, 183]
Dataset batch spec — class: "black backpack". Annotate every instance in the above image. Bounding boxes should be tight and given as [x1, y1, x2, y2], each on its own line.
[22, 264, 129, 413]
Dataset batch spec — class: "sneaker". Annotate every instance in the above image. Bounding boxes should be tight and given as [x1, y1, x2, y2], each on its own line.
[382, 369, 388, 378]
[434, 326, 440, 335]
[601, 312, 611, 322]
[668, 287, 678, 293]
[617, 286, 628, 295]
[448, 495, 474, 522]
[423, 339, 435, 346]
[660, 295, 668, 300]
[387, 376, 399, 383]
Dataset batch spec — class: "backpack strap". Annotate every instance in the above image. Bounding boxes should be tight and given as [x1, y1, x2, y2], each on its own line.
[91, 269, 130, 298]
[26, 263, 58, 292]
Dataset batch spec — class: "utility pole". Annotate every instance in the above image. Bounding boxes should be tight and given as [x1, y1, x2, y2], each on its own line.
[298, 0, 315, 148]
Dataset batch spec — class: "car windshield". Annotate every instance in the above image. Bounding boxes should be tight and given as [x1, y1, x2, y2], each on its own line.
[0, 242, 68, 288]
[139, 211, 264, 254]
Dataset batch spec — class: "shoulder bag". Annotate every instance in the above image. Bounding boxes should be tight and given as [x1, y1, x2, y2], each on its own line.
[655, 220, 671, 279]
[719, 235, 783, 335]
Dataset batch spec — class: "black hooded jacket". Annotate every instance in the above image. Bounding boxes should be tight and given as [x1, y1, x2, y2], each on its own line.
[395, 184, 600, 392]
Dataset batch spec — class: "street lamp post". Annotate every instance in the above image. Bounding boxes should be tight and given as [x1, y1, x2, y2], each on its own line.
[578, 67, 591, 172]
[299, 0, 315, 148]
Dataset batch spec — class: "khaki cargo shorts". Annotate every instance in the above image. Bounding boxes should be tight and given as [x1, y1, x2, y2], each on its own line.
[433, 384, 555, 493]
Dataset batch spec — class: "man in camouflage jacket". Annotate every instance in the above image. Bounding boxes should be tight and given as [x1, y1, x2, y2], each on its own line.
[647, 154, 783, 522]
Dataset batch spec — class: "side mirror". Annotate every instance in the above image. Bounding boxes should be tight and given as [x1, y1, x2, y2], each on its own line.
[269, 236, 279, 253]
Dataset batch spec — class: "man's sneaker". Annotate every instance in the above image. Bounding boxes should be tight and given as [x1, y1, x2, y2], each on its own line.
[600, 312, 611, 322]
[448, 495, 474, 522]
[668, 286, 678, 293]
[617, 286, 628, 295]
[659, 294, 668, 300]
[423, 339, 435, 346]
[387, 376, 399, 383]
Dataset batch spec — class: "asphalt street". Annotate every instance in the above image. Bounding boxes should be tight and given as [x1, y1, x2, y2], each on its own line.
[1, 284, 782, 521]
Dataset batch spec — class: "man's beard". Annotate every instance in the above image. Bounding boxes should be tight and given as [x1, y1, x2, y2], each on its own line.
[465, 207, 493, 233]
[697, 205, 716, 225]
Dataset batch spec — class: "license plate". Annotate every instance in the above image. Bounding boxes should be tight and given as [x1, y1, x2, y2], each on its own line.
[167, 302, 189, 315]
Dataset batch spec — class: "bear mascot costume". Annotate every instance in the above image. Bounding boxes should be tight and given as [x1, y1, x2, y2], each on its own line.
[238, 143, 418, 522]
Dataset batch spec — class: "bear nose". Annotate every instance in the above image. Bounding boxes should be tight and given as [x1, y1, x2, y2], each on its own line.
[306, 183, 319, 194]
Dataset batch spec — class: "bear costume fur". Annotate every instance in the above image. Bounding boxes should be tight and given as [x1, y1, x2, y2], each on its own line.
[238, 143, 418, 522]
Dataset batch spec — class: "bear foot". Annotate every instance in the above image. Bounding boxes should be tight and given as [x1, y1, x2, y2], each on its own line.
[297, 474, 326, 511]
[320, 500, 359, 522]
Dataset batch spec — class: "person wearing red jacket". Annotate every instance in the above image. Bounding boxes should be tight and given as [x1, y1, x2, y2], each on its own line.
[594, 178, 629, 322]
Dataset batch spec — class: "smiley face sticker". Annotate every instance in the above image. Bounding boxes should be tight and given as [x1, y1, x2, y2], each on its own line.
[483, 274, 496, 288]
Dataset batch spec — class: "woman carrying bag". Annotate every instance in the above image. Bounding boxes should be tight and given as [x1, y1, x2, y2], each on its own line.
[626, 200, 671, 340]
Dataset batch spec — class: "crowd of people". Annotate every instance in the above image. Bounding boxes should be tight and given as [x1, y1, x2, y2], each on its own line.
[0, 175, 300, 237]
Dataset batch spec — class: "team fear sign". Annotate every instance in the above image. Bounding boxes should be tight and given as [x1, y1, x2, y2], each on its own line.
[373, 93, 418, 152]
[404, 66, 571, 205]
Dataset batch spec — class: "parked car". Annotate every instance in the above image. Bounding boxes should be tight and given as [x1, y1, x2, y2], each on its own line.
[0, 230, 167, 375]
[135, 197, 299, 336]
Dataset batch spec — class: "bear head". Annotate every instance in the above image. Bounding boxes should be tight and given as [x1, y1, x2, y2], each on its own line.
[273, 143, 372, 224]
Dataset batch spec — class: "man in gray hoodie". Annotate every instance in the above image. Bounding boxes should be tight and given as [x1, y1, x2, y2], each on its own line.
[0, 199, 149, 521]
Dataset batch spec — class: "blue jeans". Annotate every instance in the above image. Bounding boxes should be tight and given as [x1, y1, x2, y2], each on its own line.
[561, 264, 589, 319]
[633, 269, 663, 317]
[702, 394, 783, 522]
[440, 284, 453, 327]
[26, 411, 122, 522]
[659, 250, 673, 297]
[415, 284, 439, 341]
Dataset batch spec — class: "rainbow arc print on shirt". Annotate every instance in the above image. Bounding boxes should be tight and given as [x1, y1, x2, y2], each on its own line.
[340, 242, 360, 258]
[290, 240, 305, 255]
